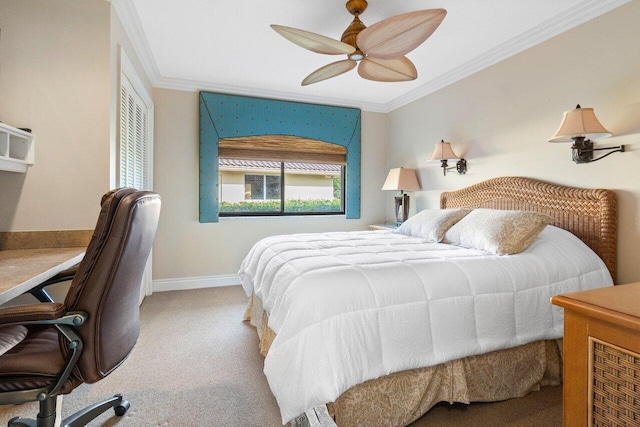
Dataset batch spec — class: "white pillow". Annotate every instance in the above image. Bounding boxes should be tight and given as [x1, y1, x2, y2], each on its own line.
[443, 209, 553, 255]
[396, 209, 470, 242]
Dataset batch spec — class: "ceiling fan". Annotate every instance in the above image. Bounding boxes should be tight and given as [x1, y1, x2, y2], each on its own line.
[271, 0, 447, 86]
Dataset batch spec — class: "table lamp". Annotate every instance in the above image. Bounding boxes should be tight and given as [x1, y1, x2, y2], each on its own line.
[382, 167, 421, 224]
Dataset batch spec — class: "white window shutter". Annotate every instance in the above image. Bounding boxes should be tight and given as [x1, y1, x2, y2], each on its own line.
[119, 74, 148, 190]
[119, 48, 154, 302]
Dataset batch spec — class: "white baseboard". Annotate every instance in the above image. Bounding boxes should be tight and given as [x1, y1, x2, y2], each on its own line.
[152, 274, 241, 293]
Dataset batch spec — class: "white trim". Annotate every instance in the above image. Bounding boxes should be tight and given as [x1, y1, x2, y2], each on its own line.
[120, 49, 153, 108]
[112, 0, 629, 113]
[153, 275, 242, 293]
[153, 75, 386, 113]
[111, 0, 160, 85]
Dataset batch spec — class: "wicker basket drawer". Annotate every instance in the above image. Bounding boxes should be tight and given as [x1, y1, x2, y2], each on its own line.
[590, 338, 640, 427]
[551, 283, 640, 427]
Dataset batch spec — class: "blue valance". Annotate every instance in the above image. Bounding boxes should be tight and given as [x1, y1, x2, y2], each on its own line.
[199, 92, 361, 222]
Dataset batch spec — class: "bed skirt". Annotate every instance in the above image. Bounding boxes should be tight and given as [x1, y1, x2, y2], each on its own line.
[244, 293, 562, 427]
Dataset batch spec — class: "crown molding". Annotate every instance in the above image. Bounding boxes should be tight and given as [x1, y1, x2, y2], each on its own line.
[154, 76, 387, 112]
[112, 0, 630, 114]
[110, 0, 161, 84]
[385, 0, 631, 112]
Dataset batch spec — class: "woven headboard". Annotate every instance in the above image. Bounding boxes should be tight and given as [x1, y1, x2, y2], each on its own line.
[440, 177, 617, 282]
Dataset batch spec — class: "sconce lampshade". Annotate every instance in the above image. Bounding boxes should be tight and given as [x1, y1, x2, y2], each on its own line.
[548, 105, 612, 142]
[382, 167, 421, 191]
[429, 141, 460, 160]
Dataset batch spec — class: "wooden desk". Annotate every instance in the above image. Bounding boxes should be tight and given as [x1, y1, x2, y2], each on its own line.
[0, 247, 85, 305]
[551, 283, 640, 427]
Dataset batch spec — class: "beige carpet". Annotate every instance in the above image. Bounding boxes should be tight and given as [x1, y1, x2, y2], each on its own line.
[0, 286, 561, 426]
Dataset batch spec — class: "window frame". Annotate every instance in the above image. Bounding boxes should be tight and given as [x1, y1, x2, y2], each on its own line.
[219, 162, 346, 217]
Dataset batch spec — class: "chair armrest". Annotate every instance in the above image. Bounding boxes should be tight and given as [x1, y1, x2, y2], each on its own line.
[0, 303, 87, 398]
[0, 303, 66, 325]
[28, 264, 79, 303]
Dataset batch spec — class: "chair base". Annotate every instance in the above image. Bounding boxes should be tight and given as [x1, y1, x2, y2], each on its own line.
[8, 394, 129, 427]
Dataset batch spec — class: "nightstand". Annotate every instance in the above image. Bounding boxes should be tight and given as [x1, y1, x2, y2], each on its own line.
[551, 282, 640, 427]
[369, 223, 399, 231]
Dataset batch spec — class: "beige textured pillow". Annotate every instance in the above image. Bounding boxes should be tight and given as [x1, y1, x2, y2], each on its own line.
[396, 209, 471, 242]
[0, 325, 28, 356]
[443, 209, 553, 255]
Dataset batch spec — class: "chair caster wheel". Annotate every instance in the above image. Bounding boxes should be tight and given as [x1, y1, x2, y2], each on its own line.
[114, 399, 130, 417]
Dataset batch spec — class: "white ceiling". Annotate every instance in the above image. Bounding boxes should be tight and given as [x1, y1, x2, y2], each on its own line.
[112, 0, 629, 112]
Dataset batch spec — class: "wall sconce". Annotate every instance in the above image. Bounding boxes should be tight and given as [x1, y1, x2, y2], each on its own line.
[430, 140, 467, 176]
[548, 104, 624, 163]
[382, 167, 421, 224]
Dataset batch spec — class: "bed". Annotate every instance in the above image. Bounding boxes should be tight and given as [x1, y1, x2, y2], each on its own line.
[240, 176, 617, 426]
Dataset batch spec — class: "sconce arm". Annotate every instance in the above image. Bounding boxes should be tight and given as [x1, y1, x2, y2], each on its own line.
[583, 145, 625, 162]
[575, 142, 625, 163]
[439, 159, 467, 176]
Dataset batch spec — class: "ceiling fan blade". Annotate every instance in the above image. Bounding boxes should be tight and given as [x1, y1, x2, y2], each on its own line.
[357, 56, 417, 82]
[271, 25, 356, 55]
[302, 60, 357, 86]
[357, 9, 446, 60]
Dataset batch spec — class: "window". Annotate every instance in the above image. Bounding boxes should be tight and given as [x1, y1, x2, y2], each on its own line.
[246, 174, 281, 200]
[219, 159, 344, 216]
[198, 92, 361, 222]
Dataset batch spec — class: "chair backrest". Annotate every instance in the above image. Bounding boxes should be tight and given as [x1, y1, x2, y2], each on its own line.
[64, 189, 161, 383]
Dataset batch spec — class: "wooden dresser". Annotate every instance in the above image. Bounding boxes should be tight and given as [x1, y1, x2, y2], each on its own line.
[551, 282, 640, 427]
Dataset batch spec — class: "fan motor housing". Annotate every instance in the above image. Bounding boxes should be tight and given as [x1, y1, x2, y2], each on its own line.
[341, 16, 366, 50]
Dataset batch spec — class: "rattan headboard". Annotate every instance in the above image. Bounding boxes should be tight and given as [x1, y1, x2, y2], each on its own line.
[440, 177, 617, 282]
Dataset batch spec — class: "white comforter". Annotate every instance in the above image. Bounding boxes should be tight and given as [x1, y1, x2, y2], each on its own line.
[238, 226, 613, 424]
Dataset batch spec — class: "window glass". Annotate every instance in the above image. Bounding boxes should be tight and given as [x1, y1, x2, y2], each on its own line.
[218, 159, 343, 216]
[266, 175, 281, 200]
[245, 175, 263, 200]
[283, 162, 343, 213]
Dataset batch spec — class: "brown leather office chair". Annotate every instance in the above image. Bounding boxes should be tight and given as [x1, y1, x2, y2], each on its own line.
[0, 188, 161, 427]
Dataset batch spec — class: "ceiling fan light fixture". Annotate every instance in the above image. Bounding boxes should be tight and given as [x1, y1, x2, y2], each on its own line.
[271, 1, 446, 85]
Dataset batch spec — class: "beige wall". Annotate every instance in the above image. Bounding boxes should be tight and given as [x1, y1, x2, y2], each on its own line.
[282, 173, 336, 200]
[152, 88, 388, 279]
[0, 0, 111, 230]
[220, 170, 335, 202]
[1, 0, 637, 286]
[387, 2, 640, 284]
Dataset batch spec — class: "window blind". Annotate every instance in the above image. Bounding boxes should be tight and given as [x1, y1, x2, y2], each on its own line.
[218, 135, 347, 165]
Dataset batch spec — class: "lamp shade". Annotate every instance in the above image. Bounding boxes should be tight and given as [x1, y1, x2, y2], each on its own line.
[430, 141, 459, 160]
[382, 167, 421, 191]
[548, 105, 612, 142]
